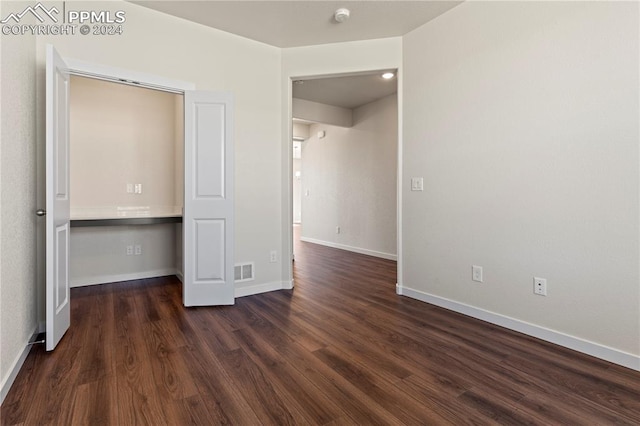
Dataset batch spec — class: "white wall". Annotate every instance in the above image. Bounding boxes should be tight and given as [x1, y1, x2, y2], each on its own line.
[68, 76, 182, 287]
[70, 224, 177, 286]
[33, 1, 283, 304]
[281, 37, 402, 281]
[301, 94, 397, 259]
[69, 75, 183, 216]
[402, 1, 639, 367]
[293, 122, 310, 140]
[293, 98, 352, 127]
[0, 3, 38, 399]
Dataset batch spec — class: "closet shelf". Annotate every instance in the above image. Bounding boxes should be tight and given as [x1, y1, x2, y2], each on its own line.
[71, 216, 182, 227]
[70, 207, 183, 227]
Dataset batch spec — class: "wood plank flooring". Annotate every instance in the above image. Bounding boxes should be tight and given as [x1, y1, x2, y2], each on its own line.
[2, 227, 640, 424]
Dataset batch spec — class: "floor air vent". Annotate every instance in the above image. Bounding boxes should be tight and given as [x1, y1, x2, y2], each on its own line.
[234, 262, 254, 282]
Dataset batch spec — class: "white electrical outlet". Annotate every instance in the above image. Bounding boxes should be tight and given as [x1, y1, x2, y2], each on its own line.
[336, 226, 341, 234]
[134, 245, 142, 255]
[411, 177, 424, 191]
[534, 277, 547, 296]
[134, 183, 143, 194]
[270, 250, 277, 263]
[126, 245, 133, 256]
[472, 265, 483, 282]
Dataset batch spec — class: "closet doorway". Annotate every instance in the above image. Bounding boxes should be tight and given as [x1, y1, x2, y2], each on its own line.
[44, 45, 234, 350]
[68, 75, 185, 290]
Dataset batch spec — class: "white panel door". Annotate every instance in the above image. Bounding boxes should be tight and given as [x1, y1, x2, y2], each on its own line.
[45, 45, 71, 350]
[183, 91, 234, 306]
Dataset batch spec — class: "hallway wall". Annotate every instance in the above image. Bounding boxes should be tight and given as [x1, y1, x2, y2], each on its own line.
[301, 94, 397, 259]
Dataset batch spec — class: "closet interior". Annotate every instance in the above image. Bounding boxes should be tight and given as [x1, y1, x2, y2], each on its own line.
[69, 75, 184, 287]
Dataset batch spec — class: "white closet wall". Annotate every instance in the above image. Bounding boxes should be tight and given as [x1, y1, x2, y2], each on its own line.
[70, 225, 177, 286]
[69, 76, 184, 287]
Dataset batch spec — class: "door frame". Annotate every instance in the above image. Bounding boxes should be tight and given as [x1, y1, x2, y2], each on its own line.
[64, 58, 195, 94]
[283, 69, 403, 289]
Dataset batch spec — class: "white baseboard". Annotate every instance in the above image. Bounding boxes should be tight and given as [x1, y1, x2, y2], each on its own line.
[283, 279, 294, 290]
[235, 280, 293, 298]
[300, 237, 397, 261]
[175, 270, 184, 283]
[397, 284, 640, 371]
[70, 268, 178, 287]
[0, 325, 38, 405]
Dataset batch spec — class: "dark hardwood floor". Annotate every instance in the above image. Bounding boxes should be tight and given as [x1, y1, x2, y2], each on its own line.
[2, 226, 640, 425]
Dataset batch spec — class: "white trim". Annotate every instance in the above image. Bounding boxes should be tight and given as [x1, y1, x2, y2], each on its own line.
[284, 77, 294, 296]
[64, 57, 195, 93]
[397, 284, 640, 371]
[235, 280, 293, 298]
[283, 279, 294, 290]
[396, 70, 403, 288]
[0, 325, 38, 404]
[175, 271, 184, 283]
[70, 269, 178, 287]
[300, 237, 397, 261]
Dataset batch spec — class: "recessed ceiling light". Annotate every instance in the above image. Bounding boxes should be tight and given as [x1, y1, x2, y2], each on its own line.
[382, 72, 395, 79]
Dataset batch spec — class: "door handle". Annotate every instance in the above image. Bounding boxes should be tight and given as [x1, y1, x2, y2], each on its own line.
[36, 209, 46, 217]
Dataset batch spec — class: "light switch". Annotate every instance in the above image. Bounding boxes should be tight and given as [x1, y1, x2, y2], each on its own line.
[134, 183, 143, 194]
[411, 177, 424, 191]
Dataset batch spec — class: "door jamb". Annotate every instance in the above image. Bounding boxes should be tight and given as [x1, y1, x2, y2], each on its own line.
[64, 58, 195, 93]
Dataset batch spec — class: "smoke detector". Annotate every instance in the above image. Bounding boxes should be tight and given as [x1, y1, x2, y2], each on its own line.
[334, 8, 350, 23]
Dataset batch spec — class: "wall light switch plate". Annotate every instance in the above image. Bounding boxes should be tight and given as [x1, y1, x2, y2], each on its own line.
[411, 177, 424, 191]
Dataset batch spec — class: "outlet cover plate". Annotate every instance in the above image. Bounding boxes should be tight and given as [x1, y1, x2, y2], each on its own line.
[472, 265, 483, 282]
[411, 177, 424, 191]
[534, 277, 547, 296]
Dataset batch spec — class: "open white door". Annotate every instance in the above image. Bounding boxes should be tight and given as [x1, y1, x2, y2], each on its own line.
[183, 91, 234, 306]
[45, 45, 71, 350]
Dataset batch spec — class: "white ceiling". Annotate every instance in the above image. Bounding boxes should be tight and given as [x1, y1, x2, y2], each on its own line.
[132, 1, 462, 48]
[293, 71, 397, 109]
[131, 1, 460, 112]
